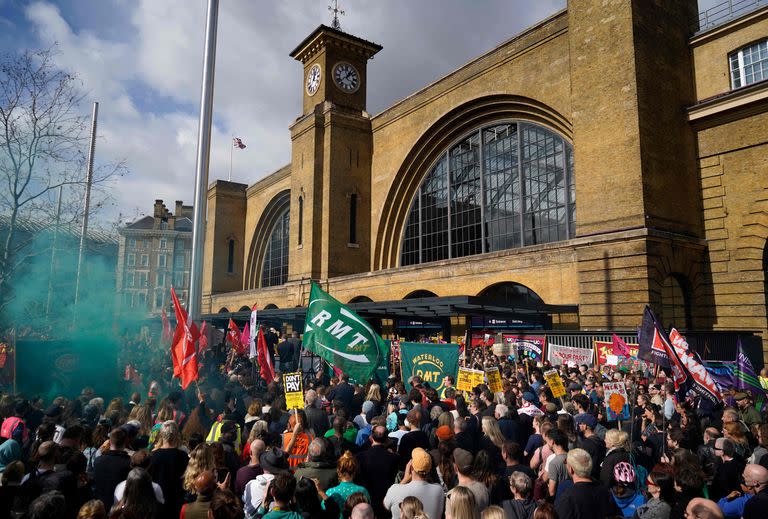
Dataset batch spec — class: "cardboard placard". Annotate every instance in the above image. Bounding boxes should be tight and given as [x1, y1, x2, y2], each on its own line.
[456, 367, 484, 391]
[486, 367, 503, 393]
[283, 372, 304, 409]
[603, 381, 630, 421]
[544, 369, 567, 399]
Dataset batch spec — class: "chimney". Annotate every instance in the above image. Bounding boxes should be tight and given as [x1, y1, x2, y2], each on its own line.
[175, 200, 184, 216]
[153, 199, 164, 218]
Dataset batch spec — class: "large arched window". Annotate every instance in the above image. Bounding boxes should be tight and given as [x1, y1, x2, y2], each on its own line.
[401, 121, 574, 266]
[261, 209, 290, 287]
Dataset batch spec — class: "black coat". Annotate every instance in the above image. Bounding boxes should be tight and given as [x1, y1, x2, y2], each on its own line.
[599, 448, 629, 487]
[328, 382, 354, 414]
[93, 450, 131, 510]
[149, 448, 189, 518]
[356, 445, 399, 519]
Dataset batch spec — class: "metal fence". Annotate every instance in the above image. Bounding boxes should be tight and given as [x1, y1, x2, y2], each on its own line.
[697, 0, 768, 33]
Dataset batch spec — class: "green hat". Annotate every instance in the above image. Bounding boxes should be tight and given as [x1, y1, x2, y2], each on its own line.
[735, 392, 749, 401]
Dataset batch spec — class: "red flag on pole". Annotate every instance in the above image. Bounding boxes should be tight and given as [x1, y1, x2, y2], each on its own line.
[227, 319, 245, 355]
[170, 288, 186, 377]
[611, 333, 631, 357]
[241, 323, 250, 351]
[257, 326, 275, 384]
[198, 321, 209, 354]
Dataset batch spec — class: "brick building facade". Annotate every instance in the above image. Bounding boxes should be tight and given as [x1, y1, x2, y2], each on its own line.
[200, 1, 768, 356]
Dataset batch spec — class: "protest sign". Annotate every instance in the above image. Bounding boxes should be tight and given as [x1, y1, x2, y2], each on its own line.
[547, 343, 594, 366]
[456, 367, 484, 392]
[603, 381, 630, 421]
[486, 367, 503, 393]
[594, 340, 640, 366]
[400, 342, 460, 392]
[505, 335, 545, 362]
[544, 369, 567, 398]
[283, 372, 304, 409]
[492, 335, 517, 357]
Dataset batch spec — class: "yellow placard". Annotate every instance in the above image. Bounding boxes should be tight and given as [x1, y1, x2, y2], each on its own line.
[456, 367, 484, 391]
[283, 372, 304, 409]
[544, 369, 566, 399]
[486, 367, 503, 393]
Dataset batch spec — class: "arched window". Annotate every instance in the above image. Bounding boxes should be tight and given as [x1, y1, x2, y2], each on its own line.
[261, 209, 290, 287]
[227, 239, 235, 273]
[660, 275, 690, 330]
[401, 121, 574, 266]
[730, 39, 768, 89]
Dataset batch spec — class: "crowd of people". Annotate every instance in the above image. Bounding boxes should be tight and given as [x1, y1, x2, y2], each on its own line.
[1, 342, 768, 519]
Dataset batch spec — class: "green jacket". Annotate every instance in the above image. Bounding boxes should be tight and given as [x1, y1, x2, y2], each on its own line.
[740, 405, 761, 428]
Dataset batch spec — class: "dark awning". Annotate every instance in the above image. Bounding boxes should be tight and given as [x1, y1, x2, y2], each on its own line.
[203, 295, 577, 326]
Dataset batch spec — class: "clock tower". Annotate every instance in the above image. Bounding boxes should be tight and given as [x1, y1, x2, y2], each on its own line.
[288, 26, 382, 284]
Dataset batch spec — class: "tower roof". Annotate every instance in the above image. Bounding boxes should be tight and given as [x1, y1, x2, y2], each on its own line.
[289, 24, 382, 63]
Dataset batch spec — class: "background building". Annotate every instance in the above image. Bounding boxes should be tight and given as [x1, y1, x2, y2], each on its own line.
[117, 200, 193, 315]
[201, 0, 768, 358]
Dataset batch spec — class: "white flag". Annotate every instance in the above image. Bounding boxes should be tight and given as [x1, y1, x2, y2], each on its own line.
[249, 305, 258, 358]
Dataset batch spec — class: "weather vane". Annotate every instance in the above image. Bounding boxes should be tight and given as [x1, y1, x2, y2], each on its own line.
[328, 0, 344, 30]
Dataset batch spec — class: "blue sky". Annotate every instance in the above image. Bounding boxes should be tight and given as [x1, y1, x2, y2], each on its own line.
[0, 0, 722, 225]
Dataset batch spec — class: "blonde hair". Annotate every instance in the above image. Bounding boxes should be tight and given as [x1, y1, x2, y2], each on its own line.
[337, 450, 358, 481]
[481, 416, 505, 450]
[605, 429, 629, 451]
[481, 506, 505, 519]
[77, 499, 106, 519]
[158, 420, 180, 447]
[128, 405, 153, 436]
[438, 411, 454, 430]
[566, 448, 593, 478]
[366, 384, 381, 402]
[183, 443, 216, 492]
[446, 486, 479, 519]
[400, 496, 429, 519]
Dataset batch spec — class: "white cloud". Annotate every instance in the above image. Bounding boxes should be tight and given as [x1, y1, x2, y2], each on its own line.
[20, 0, 572, 225]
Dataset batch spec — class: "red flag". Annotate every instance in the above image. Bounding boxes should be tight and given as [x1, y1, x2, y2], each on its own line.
[227, 319, 245, 355]
[257, 326, 275, 384]
[170, 288, 186, 377]
[241, 323, 250, 351]
[198, 321, 209, 353]
[170, 288, 200, 388]
[611, 333, 631, 357]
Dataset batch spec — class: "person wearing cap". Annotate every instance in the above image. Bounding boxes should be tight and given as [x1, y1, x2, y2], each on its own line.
[453, 447, 490, 510]
[383, 447, 445, 519]
[735, 392, 761, 429]
[356, 425, 399, 519]
[243, 448, 290, 517]
[574, 413, 605, 479]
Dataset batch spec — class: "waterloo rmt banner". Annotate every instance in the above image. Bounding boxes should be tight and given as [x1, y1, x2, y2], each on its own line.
[547, 343, 594, 366]
[400, 342, 460, 392]
[303, 282, 388, 383]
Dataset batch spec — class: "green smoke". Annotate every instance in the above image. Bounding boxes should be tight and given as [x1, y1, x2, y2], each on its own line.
[2, 226, 149, 400]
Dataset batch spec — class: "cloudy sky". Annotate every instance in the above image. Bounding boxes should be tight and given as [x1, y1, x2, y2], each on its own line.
[0, 0, 720, 225]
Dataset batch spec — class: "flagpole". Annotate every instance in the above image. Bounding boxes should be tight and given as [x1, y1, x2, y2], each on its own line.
[229, 135, 233, 182]
[188, 0, 219, 322]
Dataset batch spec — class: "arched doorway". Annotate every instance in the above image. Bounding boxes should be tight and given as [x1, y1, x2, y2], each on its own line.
[479, 282, 544, 307]
[659, 274, 690, 330]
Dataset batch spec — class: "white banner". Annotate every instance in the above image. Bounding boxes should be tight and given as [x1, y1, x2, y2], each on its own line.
[249, 306, 258, 359]
[547, 343, 594, 366]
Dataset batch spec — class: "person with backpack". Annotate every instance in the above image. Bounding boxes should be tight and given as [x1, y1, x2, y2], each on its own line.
[610, 462, 646, 517]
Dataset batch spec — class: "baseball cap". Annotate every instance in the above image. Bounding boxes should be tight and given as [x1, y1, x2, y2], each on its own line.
[411, 447, 432, 473]
[522, 392, 536, 403]
[568, 383, 582, 391]
[574, 413, 598, 429]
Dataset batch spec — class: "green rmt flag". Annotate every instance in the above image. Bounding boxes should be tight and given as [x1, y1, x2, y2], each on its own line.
[303, 282, 387, 382]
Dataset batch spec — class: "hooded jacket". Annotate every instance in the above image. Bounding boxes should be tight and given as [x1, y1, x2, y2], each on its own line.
[502, 498, 537, 519]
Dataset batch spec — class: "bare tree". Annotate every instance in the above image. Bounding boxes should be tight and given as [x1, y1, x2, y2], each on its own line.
[0, 47, 122, 315]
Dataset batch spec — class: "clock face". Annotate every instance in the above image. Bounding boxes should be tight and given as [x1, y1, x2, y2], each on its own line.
[306, 63, 321, 96]
[333, 62, 360, 93]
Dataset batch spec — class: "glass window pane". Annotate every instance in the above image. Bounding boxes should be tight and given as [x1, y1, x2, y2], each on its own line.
[261, 209, 290, 287]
